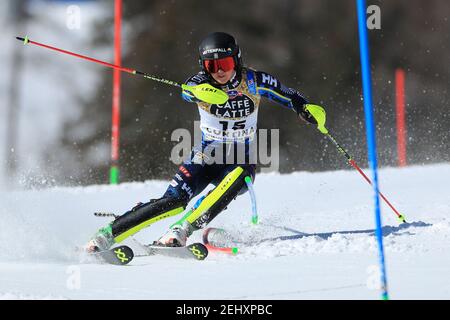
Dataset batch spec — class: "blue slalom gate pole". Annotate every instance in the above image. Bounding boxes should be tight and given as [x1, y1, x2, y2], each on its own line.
[356, 0, 389, 300]
[245, 176, 258, 225]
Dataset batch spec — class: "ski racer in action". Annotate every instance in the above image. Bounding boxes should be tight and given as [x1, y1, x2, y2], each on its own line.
[86, 32, 326, 252]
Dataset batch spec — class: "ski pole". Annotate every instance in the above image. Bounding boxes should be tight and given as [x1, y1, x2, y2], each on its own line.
[304, 104, 407, 223]
[15, 36, 228, 104]
[325, 132, 406, 223]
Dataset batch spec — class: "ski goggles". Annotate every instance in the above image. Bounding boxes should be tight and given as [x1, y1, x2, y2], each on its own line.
[203, 56, 236, 73]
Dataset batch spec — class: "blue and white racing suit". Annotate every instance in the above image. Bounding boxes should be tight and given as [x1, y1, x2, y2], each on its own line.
[164, 67, 311, 202]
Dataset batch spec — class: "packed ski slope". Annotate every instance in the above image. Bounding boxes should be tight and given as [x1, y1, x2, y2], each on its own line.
[0, 164, 449, 300]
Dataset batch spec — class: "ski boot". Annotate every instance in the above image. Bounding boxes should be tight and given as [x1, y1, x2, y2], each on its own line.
[85, 224, 115, 253]
[154, 221, 194, 247]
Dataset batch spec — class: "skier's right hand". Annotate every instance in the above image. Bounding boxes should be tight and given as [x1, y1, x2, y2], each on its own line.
[303, 104, 329, 134]
[299, 105, 319, 125]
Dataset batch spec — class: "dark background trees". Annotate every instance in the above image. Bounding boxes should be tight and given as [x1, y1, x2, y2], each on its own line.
[60, 0, 450, 185]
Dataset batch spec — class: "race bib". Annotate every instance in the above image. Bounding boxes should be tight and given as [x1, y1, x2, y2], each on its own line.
[198, 107, 258, 142]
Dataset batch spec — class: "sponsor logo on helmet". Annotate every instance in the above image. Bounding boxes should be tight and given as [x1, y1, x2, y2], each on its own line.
[202, 48, 228, 55]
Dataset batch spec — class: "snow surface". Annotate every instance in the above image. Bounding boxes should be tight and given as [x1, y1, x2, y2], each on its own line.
[0, 163, 449, 300]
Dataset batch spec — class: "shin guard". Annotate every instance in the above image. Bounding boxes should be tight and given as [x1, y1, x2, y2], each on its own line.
[112, 197, 186, 243]
[176, 166, 249, 230]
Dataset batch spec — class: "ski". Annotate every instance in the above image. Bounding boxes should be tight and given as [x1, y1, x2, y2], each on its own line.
[140, 242, 208, 261]
[92, 245, 134, 266]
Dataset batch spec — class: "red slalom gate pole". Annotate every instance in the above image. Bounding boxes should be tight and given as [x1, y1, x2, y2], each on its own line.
[202, 228, 239, 255]
[110, 0, 122, 184]
[395, 68, 407, 167]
